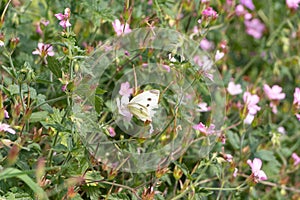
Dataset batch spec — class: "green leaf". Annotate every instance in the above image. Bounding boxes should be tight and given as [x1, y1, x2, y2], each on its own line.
[29, 111, 48, 123]
[254, 150, 276, 161]
[0, 168, 48, 199]
[47, 57, 62, 78]
[227, 131, 240, 150]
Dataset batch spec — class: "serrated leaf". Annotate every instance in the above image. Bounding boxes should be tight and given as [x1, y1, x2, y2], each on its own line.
[47, 57, 62, 78]
[29, 111, 48, 123]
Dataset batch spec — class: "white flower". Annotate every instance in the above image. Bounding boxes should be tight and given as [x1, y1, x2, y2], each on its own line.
[227, 81, 243, 95]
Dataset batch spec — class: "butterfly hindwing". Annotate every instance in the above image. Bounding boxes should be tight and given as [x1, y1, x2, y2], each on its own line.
[127, 90, 160, 122]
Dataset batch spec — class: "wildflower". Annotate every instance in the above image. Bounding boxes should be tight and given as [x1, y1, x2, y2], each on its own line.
[200, 38, 214, 51]
[116, 96, 132, 121]
[202, 7, 218, 20]
[263, 84, 286, 100]
[233, 168, 238, 177]
[240, 0, 255, 10]
[0, 123, 16, 134]
[244, 18, 265, 39]
[247, 158, 267, 183]
[243, 92, 261, 124]
[108, 127, 116, 137]
[32, 43, 55, 64]
[286, 0, 300, 10]
[36, 19, 49, 36]
[263, 84, 285, 114]
[277, 126, 286, 134]
[224, 154, 233, 162]
[243, 92, 261, 115]
[4, 110, 9, 118]
[296, 113, 300, 121]
[197, 102, 211, 112]
[215, 50, 224, 61]
[193, 122, 215, 135]
[293, 87, 300, 108]
[193, 55, 214, 81]
[112, 19, 132, 36]
[235, 4, 246, 16]
[55, 8, 71, 29]
[119, 82, 133, 97]
[227, 81, 243, 95]
[292, 153, 300, 166]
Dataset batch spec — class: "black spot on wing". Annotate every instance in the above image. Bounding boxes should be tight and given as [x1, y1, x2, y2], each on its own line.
[147, 98, 152, 101]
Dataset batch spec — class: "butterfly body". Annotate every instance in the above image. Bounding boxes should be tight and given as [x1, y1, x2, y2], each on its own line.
[127, 90, 160, 122]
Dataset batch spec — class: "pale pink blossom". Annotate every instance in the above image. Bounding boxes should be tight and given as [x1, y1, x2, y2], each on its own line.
[202, 7, 218, 19]
[277, 126, 286, 134]
[244, 18, 265, 39]
[296, 113, 300, 121]
[263, 84, 286, 100]
[200, 38, 214, 51]
[286, 0, 300, 10]
[247, 158, 267, 183]
[225, 154, 233, 162]
[161, 64, 170, 72]
[4, 110, 9, 118]
[233, 168, 238, 177]
[243, 92, 261, 115]
[119, 82, 133, 97]
[244, 13, 252, 20]
[240, 0, 255, 10]
[116, 96, 132, 121]
[215, 50, 224, 61]
[0, 123, 16, 134]
[32, 43, 55, 64]
[235, 4, 246, 16]
[55, 8, 71, 29]
[293, 87, 300, 107]
[108, 127, 116, 137]
[112, 19, 132, 36]
[292, 153, 300, 166]
[227, 81, 243, 95]
[197, 102, 211, 112]
[244, 113, 255, 124]
[0, 41, 4, 47]
[192, 26, 199, 34]
[193, 122, 215, 135]
[36, 19, 49, 35]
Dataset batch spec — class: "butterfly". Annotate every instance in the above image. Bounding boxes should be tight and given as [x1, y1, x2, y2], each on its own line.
[127, 90, 160, 123]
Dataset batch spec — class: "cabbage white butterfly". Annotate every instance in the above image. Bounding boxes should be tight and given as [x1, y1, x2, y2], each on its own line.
[127, 90, 160, 122]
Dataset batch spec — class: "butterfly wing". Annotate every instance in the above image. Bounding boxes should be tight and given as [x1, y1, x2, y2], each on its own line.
[127, 90, 160, 122]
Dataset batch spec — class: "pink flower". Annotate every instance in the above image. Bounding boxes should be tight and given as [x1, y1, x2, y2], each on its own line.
[197, 102, 211, 112]
[202, 7, 218, 19]
[32, 43, 55, 64]
[293, 87, 300, 107]
[277, 126, 286, 134]
[0, 123, 16, 134]
[243, 92, 261, 115]
[233, 168, 238, 177]
[161, 64, 171, 72]
[286, 0, 300, 10]
[244, 18, 265, 39]
[200, 38, 214, 51]
[108, 127, 116, 137]
[193, 122, 215, 135]
[292, 153, 300, 166]
[244, 113, 255, 124]
[112, 19, 132, 36]
[247, 158, 267, 183]
[224, 154, 233, 162]
[55, 8, 71, 29]
[240, 0, 255, 10]
[116, 96, 132, 121]
[296, 113, 300, 121]
[119, 82, 133, 97]
[35, 19, 49, 36]
[235, 4, 246, 16]
[4, 110, 9, 118]
[227, 81, 243, 95]
[215, 50, 224, 61]
[263, 84, 286, 100]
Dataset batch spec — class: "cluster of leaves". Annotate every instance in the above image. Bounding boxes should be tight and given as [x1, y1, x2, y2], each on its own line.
[0, 0, 300, 199]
